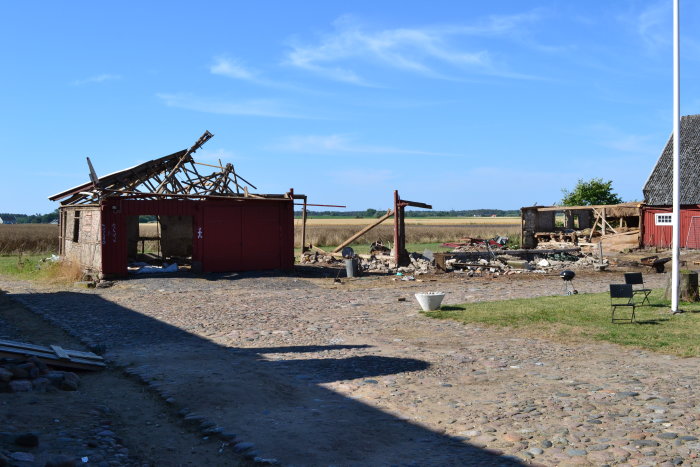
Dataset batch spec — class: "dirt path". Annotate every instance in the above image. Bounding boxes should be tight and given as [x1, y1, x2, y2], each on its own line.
[1, 269, 698, 466]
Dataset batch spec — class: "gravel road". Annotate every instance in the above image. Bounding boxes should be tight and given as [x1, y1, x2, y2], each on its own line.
[2, 269, 698, 466]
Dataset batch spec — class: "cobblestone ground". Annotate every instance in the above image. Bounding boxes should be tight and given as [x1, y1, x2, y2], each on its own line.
[2, 270, 698, 466]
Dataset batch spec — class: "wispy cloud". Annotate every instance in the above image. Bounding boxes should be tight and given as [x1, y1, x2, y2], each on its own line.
[156, 93, 310, 119]
[272, 134, 459, 157]
[72, 74, 121, 86]
[209, 55, 326, 93]
[634, 1, 670, 51]
[587, 124, 656, 153]
[210, 56, 258, 81]
[284, 13, 544, 84]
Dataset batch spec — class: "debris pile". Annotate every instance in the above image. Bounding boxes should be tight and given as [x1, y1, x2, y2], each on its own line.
[300, 251, 435, 275]
[443, 253, 608, 275]
[443, 236, 508, 253]
[0, 358, 81, 393]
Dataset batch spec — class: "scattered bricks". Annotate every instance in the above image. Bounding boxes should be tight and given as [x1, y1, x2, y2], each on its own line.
[45, 455, 78, 467]
[9, 364, 30, 379]
[17, 362, 39, 379]
[59, 372, 80, 391]
[31, 377, 52, 392]
[9, 379, 32, 392]
[14, 432, 39, 448]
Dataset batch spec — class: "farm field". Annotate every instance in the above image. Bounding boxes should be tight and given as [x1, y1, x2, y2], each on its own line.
[0, 224, 58, 254]
[299, 216, 520, 225]
[294, 223, 520, 250]
[0, 221, 520, 257]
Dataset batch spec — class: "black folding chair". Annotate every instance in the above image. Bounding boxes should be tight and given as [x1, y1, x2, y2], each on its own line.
[610, 284, 636, 323]
[624, 272, 652, 305]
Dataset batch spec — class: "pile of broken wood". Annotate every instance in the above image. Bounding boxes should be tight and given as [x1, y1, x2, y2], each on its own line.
[0, 339, 104, 393]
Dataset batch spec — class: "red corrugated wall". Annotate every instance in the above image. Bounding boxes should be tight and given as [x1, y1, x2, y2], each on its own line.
[100, 197, 294, 276]
[642, 205, 700, 248]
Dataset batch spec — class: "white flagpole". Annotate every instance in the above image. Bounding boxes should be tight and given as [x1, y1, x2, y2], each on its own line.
[671, 0, 680, 313]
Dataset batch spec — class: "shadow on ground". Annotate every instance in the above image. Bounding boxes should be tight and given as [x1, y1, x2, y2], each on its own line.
[11, 288, 525, 466]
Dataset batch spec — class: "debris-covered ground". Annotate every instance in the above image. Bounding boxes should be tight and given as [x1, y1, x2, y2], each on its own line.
[0, 291, 251, 467]
[1, 263, 698, 466]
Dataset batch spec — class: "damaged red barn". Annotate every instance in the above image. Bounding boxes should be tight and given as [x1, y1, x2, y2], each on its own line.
[49, 132, 300, 278]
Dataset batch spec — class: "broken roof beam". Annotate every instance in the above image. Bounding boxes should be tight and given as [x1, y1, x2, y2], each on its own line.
[332, 209, 394, 253]
[155, 131, 213, 194]
[398, 199, 432, 209]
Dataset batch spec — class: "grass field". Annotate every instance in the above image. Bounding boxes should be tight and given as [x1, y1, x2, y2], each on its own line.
[0, 253, 83, 281]
[294, 223, 520, 250]
[0, 224, 58, 254]
[0, 219, 519, 257]
[425, 290, 700, 357]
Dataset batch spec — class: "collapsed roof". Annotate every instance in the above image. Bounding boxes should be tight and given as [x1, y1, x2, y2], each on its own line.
[49, 131, 272, 205]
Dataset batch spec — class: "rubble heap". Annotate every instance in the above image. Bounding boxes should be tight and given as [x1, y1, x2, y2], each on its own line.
[301, 247, 609, 277]
[0, 357, 81, 393]
[300, 251, 435, 275]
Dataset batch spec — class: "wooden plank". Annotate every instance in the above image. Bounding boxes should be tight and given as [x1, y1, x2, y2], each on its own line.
[0, 339, 104, 369]
[332, 209, 394, 253]
[0, 346, 105, 371]
[50, 345, 71, 361]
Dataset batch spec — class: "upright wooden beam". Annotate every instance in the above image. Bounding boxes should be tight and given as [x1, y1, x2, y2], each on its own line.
[301, 196, 308, 254]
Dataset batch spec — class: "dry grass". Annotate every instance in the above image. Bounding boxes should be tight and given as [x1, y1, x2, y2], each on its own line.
[0, 254, 84, 282]
[302, 217, 520, 226]
[295, 224, 520, 248]
[139, 221, 521, 250]
[0, 224, 58, 254]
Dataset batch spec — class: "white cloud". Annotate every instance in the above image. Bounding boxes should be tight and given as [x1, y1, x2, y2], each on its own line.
[210, 57, 258, 81]
[635, 1, 670, 51]
[156, 93, 309, 119]
[272, 134, 459, 157]
[284, 13, 544, 84]
[72, 74, 121, 86]
[587, 124, 656, 153]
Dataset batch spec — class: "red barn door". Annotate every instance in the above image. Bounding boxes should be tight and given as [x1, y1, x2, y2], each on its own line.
[201, 205, 242, 272]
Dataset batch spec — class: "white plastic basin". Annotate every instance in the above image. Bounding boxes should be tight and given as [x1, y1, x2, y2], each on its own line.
[415, 292, 446, 311]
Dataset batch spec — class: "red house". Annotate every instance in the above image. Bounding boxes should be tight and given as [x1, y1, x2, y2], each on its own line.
[642, 114, 700, 248]
[49, 132, 300, 278]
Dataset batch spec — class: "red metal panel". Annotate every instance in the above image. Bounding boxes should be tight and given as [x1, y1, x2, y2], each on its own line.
[239, 201, 284, 270]
[98, 196, 295, 275]
[642, 206, 700, 248]
[100, 202, 128, 276]
[201, 204, 243, 272]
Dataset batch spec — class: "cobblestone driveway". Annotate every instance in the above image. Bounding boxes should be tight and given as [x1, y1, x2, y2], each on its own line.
[2, 270, 698, 466]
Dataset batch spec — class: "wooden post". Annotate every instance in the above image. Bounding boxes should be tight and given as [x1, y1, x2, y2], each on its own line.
[602, 208, 607, 236]
[301, 196, 308, 253]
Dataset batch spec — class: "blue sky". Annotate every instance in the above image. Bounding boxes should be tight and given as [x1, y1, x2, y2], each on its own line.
[2, 0, 699, 213]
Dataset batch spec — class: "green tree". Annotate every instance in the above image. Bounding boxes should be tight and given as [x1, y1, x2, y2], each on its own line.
[560, 178, 622, 206]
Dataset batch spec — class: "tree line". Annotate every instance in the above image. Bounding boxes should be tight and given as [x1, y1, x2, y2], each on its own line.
[0, 211, 59, 223]
[294, 208, 520, 218]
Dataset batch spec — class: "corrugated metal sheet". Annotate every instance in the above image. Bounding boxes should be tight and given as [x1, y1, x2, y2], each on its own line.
[642, 206, 700, 248]
[100, 198, 294, 276]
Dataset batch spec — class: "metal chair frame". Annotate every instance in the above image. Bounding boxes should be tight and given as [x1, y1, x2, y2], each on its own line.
[624, 272, 651, 305]
[610, 284, 637, 323]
